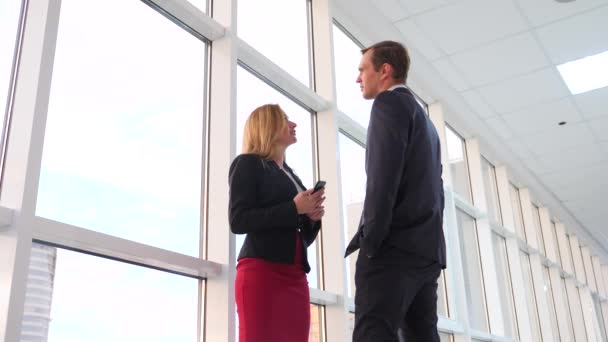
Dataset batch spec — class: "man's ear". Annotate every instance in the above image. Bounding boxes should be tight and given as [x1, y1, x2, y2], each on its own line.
[380, 63, 393, 80]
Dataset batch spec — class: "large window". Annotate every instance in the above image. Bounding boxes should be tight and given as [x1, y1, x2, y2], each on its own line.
[551, 221, 562, 266]
[481, 158, 502, 225]
[22, 243, 198, 341]
[445, 126, 472, 203]
[332, 24, 372, 128]
[520, 252, 542, 341]
[37, 0, 207, 256]
[509, 183, 526, 239]
[561, 278, 577, 341]
[309, 304, 324, 342]
[338, 133, 366, 297]
[456, 209, 488, 332]
[532, 204, 545, 255]
[0, 0, 23, 175]
[544, 267, 561, 342]
[238, 0, 311, 87]
[492, 232, 518, 338]
[594, 296, 608, 342]
[235, 66, 319, 287]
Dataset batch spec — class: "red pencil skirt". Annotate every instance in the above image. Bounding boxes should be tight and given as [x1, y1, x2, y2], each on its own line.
[235, 234, 310, 342]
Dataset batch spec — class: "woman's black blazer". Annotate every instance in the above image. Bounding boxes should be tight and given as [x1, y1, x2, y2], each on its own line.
[228, 153, 321, 273]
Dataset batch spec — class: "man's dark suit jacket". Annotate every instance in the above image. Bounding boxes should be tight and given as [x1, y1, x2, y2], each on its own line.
[345, 87, 446, 268]
[229, 153, 321, 273]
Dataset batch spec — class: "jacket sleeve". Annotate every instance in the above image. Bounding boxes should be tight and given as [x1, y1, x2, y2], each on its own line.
[228, 155, 299, 234]
[300, 216, 321, 247]
[360, 91, 412, 258]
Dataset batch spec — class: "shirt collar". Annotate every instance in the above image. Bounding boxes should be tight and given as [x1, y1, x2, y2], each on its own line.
[388, 84, 408, 91]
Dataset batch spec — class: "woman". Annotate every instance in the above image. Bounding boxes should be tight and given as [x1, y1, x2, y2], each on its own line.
[229, 104, 325, 342]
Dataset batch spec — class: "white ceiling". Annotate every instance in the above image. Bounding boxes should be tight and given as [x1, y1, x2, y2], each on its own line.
[362, 0, 608, 252]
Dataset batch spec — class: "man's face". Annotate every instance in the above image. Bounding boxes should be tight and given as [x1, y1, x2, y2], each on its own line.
[357, 50, 382, 100]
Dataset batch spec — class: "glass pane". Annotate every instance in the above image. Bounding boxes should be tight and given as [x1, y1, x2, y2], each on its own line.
[235, 66, 319, 288]
[551, 221, 562, 266]
[562, 278, 576, 341]
[599, 301, 608, 342]
[37, 0, 206, 256]
[187, 0, 207, 13]
[348, 312, 355, 340]
[509, 184, 526, 239]
[0, 0, 22, 157]
[439, 331, 453, 342]
[456, 209, 488, 331]
[437, 271, 449, 317]
[564, 235, 576, 276]
[332, 24, 372, 128]
[544, 267, 561, 342]
[533, 205, 545, 255]
[338, 133, 366, 297]
[238, 0, 310, 87]
[21, 243, 198, 341]
[492, 232, 518, 338]
[445, 126, 472, 202]
[481, 158, 502, 225]
[309, 304, 324, 342]
[520, 252, 542, 342]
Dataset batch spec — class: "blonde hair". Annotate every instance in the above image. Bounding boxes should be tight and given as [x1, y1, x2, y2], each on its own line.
[242, 104, 287, 160]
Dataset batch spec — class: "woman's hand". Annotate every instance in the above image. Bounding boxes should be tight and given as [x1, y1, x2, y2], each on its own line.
[306, 206, 325, 222]
[293, 188, 325, 214]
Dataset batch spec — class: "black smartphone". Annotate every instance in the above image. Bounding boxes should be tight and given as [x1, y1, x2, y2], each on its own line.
[312, 180, 326, 193]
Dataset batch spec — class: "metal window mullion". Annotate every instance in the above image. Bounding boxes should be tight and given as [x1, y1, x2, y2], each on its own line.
[0, 0, 62, 340]
[145, 0, 225, 41]
[203, 1, 238, 341]
[311, 0, 349, 340]
[30, 217, 220, 278]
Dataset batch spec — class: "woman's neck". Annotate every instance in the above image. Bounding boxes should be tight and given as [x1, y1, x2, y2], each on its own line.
[273, 148, 286, 169]
[274, 155, 285, 169]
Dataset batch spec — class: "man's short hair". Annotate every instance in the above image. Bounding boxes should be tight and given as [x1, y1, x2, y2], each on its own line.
[362, 40, 410, 83]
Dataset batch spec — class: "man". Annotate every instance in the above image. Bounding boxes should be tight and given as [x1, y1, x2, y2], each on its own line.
[345, 40, 446, 341]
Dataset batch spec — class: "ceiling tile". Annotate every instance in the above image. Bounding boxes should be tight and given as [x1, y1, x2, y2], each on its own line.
[394, 19, 445, 60]
[414, 0, 528, 54]
[450, 32, 549, 87]
[477, 68, 570, 114]
[522, 122, 596, 155]
[398, 0, 460, 16]
[514, 0, 608, 27]
[537, 142, 606, 175]
[461, 90, 497, 119]
[484, 116, 513, 140]
[373, 0, 411, 22]
[501, 97, 583, 135]
[503, 138, 534, 160]
[432, 58, 471, 91]
[574, 86, 608, 120]
[535, 5, 608, 64]
[589, 117, 608, 142]
[554, 181, 608, 202]
[520, 157, 550, 175]
[541, 160, 608, 188]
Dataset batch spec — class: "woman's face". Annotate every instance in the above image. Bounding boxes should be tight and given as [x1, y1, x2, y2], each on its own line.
[277, 115, 297, 147]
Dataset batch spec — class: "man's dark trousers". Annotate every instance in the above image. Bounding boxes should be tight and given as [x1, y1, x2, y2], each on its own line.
[352, 246, 442, 342]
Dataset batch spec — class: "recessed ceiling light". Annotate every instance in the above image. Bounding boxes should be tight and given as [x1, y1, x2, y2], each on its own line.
[557, 50, 608, 95]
